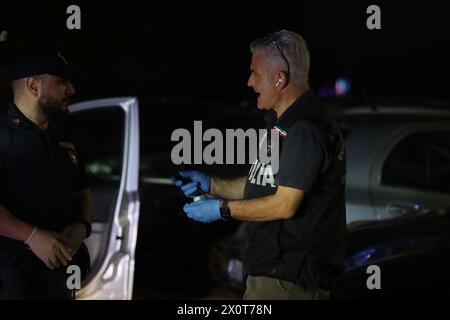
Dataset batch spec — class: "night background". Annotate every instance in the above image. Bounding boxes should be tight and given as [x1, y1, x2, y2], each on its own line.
[1, 1, 450, 300]
[1, 1, 449, 105]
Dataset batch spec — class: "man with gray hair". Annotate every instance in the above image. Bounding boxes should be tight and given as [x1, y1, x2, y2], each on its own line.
[174, 30, 346, 300]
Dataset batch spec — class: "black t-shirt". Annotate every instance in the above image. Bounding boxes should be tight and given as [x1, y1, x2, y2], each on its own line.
[243, 90, 347, 291]
[0, 103, 89, 251]
[276, 121, 333, 191]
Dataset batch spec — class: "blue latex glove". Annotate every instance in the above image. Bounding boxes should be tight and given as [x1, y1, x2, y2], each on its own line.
[183, 199, 221, 223]
[172, 170, 210, 197]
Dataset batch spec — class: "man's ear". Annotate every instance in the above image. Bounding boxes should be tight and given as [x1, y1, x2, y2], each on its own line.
[25, 76, 41, 97]
[274, 71, 288, 89]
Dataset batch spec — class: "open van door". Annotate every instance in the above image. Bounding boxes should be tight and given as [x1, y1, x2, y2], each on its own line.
[68, 97, 140, 299]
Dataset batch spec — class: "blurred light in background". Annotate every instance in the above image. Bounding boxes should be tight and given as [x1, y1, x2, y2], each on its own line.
[317, 77, 351, 97]
[335, 77, 351, 96]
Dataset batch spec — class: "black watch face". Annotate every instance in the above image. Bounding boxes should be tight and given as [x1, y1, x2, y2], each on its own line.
[220, 206, 231, 220]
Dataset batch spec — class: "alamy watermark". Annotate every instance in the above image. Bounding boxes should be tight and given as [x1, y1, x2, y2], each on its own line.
[66, 265, 81, 291]
[68, 5, 380, 32]
[366, 264, 381, 290]
[366, 5, 381, 30]
[171, 121, 280, 174]
[66, 5, 81, 30]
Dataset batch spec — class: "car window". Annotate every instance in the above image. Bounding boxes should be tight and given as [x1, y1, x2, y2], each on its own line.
[381, 130, 450, 193]
[68, 107, 125, 272]
[70, 108, 124, 222]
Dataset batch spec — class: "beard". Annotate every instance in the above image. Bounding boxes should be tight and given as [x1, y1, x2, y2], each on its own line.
[37, 94, 69, 119]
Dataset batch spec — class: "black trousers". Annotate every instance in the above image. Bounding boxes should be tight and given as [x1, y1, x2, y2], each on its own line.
[0, 249, 72, 300]
[243, 276, 330, 300]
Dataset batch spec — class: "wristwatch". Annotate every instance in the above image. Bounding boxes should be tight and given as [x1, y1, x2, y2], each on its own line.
[219, 200, 231, 221]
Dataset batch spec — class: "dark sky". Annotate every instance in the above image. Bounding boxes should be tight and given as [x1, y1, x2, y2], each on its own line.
[1, 0, 449, 106]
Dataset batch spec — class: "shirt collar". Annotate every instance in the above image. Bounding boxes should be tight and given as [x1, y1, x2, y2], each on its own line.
[7, 102, 37, 129]
[275, 89, 315, 128]
[264, 89, 322, 136]
[7, 102, 57, 133]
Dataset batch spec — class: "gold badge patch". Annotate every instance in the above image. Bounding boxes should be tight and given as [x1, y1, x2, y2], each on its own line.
[59, 142, 76, 151]
[68, 150, 79, 166]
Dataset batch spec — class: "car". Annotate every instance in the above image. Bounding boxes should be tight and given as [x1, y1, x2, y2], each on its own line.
[67, 97, 140, 300]
[67, 98, 253, 299]
[66, 99, 450, 298]
[331, 207, 450, 299]
[338, 105, 450, 223]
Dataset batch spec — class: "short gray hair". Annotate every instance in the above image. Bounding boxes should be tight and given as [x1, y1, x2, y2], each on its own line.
[250, 30, 310, 86]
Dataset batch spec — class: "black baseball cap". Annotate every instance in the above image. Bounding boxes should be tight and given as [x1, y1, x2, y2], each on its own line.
[7, 48, 74, 81]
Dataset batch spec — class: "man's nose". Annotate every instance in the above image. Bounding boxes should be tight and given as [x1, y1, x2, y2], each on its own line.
[65, 81, 76, 97]
[247, 75, 254, 88]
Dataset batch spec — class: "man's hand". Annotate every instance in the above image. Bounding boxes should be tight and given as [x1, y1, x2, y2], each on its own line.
[172, 170, 210, 197]
[58, 223, 87, 256]
[26, 228, 73, 270]
[183, 199, 221, 223]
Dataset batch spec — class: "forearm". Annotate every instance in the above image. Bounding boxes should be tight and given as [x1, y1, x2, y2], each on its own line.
[0, 203, 34, 242]
[210, 176, 247, 200]
[227, 195, 293, 222]
[228, 186, 304, 222]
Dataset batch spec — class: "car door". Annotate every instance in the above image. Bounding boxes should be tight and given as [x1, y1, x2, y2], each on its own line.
[370, 123, 450, 220]
[67, 97, 140, 300]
